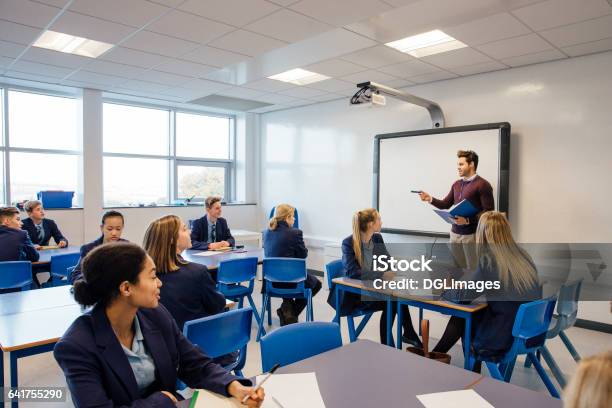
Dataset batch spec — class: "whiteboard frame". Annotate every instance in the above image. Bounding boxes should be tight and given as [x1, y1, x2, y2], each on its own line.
[373, 122, 511, 237]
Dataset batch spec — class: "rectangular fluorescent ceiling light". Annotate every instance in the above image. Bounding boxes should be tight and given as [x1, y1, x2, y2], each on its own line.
[33, 30, 113, 58]
[268, 68, 329, 86]
[385, 30, 467, 58]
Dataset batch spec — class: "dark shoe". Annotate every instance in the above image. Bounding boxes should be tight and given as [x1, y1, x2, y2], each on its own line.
[277, 308, 288, 326]
[402, 334, 423, 349]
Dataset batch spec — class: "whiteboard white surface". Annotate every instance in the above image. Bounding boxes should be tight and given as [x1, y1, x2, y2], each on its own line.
[377, 128, 501, 234]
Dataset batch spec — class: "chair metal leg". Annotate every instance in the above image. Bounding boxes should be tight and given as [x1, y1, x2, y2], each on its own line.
[418, 307, 423, 336]
[347, 316, 357, 342]
[485, 361, 504, 380]
[559, 331, 581, 362]
[540, 345, 567, 389]
[257, 294, 268, 341]
[267, 297, 272, 326]
[528, 352, 560, 398]
[238, 297, 244, 308]
[355, 313, 373, 338]
[246, 294, 262, 330]
[503, 357, 517, 382]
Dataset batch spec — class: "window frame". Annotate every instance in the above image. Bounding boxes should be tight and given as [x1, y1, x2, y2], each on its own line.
[102, 99, 236, 207]
[1, 85, 81, 206]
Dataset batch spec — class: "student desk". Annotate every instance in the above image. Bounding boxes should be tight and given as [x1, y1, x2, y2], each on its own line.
[332, 277, 486, 369]
[181, 247, 264, 270]
[0, 286, 236, 407]
[32, 245, 80, 265]
[179, 340, 561, 408]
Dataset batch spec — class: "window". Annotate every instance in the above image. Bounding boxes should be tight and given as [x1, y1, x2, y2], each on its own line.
[1, 89, 81, 206]
[102, 102, 234, 207]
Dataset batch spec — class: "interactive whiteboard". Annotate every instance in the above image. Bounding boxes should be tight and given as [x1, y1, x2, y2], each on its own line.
[374, 123, 510, 236]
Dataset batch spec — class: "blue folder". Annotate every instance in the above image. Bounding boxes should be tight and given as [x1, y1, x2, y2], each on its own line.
[433, 199, 478, 224]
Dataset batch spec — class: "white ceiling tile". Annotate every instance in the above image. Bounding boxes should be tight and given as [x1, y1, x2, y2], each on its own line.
[449, 60, 508, 76]
[444, 12, 532, 47]
[85, 59, 148, 78]
[277, 86, 327, 98]
[181, 45, 249, 67]
[180, 78, 232, 94]
[0, 40, 26, 58]
[248, 105, 283, 113]
[5, 70, 61, 83]
[340, 45, 412, 69]
[561, 37, 612, 57]
[119, 79, 170, 93]
[21, 47, 92, 68]
[60, 79, 107, 90]
[304, 58, 367, 77]
[340, 69, 399, 85]
[305, 78, 354, 92]
[243, 78, 296, 92]
[306, 92, 343, 102]
[137, 70, 192, 86]
[251, 92, 298, 104]
[0, 20, 42, 45]
[68, 0, 169, 28]
[51, 11, 136, 44]
[476, 33, 554, 60]
[122, 30, 200, 57]
[500, 49, 566, 67]
[289, 0, 392, 27]
[512, 0, 612, 31]
[147, 10, 234, 43]
[9, 59, 75, 78]
[377, 59, 440, 78]
[179, 0, 280, 27]
[216, 86, 267, 99]
[421, 47, 494, 69]
[0, 56, 15, 68]
[407, 71, 458, 84]
[101, 47, 175, 68]
[539, 14, 612, 48]
[384, 78, 416, 89]
[0, 0, 61, 28]
[154, 59, 216, 77]
[158, 86, 208, 100]
[208, 30, 287, 57]
[244, 9, 332, 43]
[66, 70, 128, 86]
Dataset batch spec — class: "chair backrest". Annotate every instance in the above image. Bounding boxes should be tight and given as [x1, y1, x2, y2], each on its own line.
[217, 257, 258, 285]
[263, 258, 306, 284]
[556, 279, 582, 320]
[325, 259, 344, 290]
[0, 261, 33, 290]
[512, 297, 557, 341]
[183, 307, 253, 359]
[260, 322, 342, 372]
[50, 253, 81, 278]
[269, 207, 300, 229]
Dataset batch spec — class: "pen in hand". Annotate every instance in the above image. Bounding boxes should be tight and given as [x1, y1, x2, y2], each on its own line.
[242, 363, 280, 403]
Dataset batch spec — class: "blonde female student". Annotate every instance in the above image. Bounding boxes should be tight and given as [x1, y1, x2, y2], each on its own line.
[564, 350, 611, 408]
[431, 211, 542, 365]
[327, 208, 421, 346]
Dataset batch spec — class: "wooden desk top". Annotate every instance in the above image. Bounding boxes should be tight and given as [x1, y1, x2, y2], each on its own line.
[34, 246, 80, 264]
[182, 247, 264, 270]
[333, 277, 487, 313]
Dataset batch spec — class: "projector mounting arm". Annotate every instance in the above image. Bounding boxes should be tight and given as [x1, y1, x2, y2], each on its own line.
[353, 81, 445, 128]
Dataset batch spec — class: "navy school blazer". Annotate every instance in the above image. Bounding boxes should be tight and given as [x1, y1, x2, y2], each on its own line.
[69, 237, 129, 284]
[190, 216, 235, 250]
[0, 225, 40, 262]
[157, 261, 226, 331]
[21, 217, 68, 246]
[326, 233, 389, 314]
[54, 303, 249, 407]
[263, 221, 308, 259]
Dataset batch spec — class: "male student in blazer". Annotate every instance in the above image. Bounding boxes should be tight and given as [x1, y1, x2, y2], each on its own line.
[21, 200, 68, 248]
[0, 206, 39, 263]
[190, 196, 235, 250]
[419, 150, 494, 270]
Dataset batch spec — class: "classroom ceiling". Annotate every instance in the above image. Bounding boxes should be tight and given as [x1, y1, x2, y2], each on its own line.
[1, 0, 612, 113]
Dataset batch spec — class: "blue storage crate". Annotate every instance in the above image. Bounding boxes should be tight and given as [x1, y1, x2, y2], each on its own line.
[37, 191, 74, 209]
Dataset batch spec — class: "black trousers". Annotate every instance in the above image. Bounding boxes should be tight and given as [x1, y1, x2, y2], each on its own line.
[280, 273, 322, 316]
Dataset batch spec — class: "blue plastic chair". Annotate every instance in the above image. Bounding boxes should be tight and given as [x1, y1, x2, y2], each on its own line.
[269, 207, 299, 229]
[0, 261, 33, 292]
[217, 257, 262, 331]
[326, 259, 373, 342]
[469, 297, 560, 398]
[257, 258, 313, 341]
[183, 307, 253, 377]
[47, 253, 80, 287]
[524, 279, 583, 388]
[260, 322, 342, 372]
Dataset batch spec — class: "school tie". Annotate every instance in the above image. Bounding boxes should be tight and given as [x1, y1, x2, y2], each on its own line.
[36, 224, 44, 242]
[211, 223, 216, 242]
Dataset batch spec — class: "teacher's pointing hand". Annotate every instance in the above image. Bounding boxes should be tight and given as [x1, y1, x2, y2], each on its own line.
[418, 191, 431, 202]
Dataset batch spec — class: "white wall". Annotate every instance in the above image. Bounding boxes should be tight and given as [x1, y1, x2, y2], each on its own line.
[260, 51, 612, 324]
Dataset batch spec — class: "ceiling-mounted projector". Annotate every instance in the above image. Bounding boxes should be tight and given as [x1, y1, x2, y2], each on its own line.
[350, 86, 386, 107]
